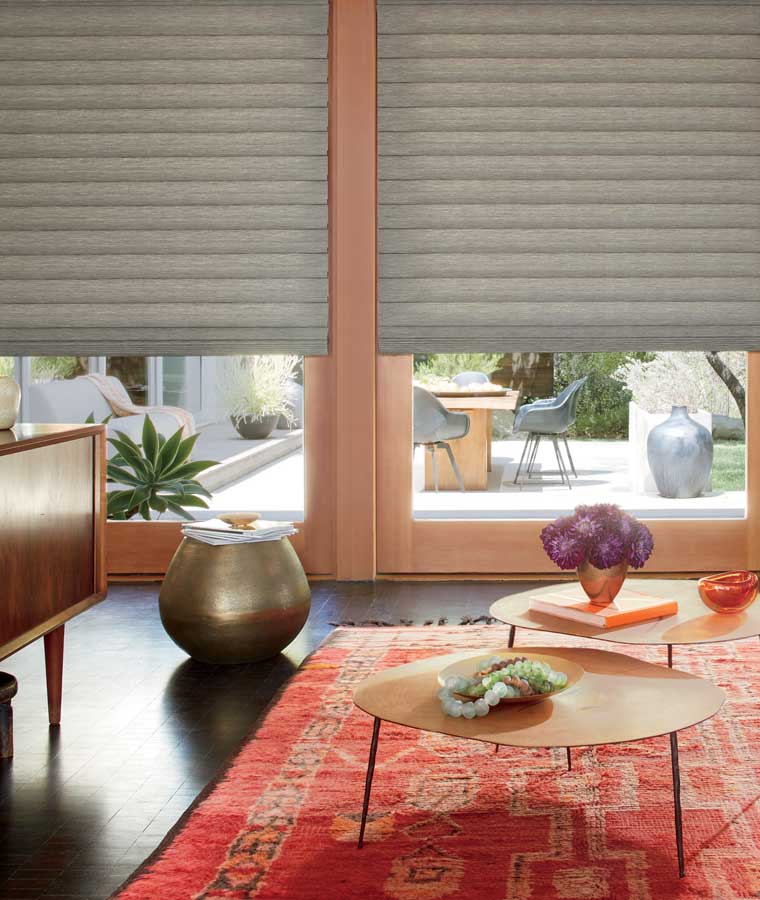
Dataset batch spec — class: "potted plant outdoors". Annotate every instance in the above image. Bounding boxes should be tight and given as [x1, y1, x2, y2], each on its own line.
[106, 415, 217, 520]
[221, 355, 299, 440]
[540, 503, 654, 605]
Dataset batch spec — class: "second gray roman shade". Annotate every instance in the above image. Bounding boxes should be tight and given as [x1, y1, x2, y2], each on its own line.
[0, 0, 328, 355]
[378, 0, 760, 352]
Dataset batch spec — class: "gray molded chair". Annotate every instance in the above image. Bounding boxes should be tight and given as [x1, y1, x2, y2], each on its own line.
[452, 371, 490, 387]
[413, 386, 470, 491]
[512, 376, 588, 488]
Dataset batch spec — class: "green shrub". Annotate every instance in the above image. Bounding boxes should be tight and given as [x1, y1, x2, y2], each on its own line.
[31, 356, 85, 381]
[554, 352, 653, 439]
[414, 353, 503, 384]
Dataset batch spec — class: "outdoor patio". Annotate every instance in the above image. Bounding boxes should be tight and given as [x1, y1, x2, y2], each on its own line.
[413, 438, 746, 520]
[192, 421, 305, 521]
[184, 428, 745, 523]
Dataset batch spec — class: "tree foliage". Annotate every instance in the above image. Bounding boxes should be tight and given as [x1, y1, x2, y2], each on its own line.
[413, 353, 504, 384]
[554, 352, 652, 438]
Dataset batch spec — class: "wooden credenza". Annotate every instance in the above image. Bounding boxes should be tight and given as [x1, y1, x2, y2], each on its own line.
[0, 424, 107, 724]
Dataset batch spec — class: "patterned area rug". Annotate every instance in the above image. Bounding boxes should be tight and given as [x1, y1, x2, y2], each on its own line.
[114, 626, 760, 900]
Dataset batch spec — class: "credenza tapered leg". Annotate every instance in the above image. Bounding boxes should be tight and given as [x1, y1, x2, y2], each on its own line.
[44, 626, 64, 726]
[0, 673, 18, 758]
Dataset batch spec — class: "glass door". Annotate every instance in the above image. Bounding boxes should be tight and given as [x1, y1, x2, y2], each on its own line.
[377, 353, 759, 575]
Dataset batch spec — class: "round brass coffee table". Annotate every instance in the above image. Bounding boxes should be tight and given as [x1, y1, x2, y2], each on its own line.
[353, 646, 724, 877]
[490, 578, 760, 668]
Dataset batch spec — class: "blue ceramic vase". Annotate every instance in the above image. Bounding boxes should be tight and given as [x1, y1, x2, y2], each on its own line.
[646, 405, 713, 499]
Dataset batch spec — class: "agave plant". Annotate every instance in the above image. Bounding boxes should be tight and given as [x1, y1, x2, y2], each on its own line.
[106, 416, 217, 521]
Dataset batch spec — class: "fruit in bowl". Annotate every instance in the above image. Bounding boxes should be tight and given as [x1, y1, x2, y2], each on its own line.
[698, 571, 758, 614]
[437, 654, 571, 719]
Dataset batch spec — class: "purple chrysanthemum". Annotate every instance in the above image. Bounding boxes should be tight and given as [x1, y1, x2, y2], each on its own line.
[593, 503, 624, 523]
[544, 529, 586, 570]
[570, 513, 600, 543]
[628, 524, 654, 569]
[540, 504, 654, 572]
[540, 516, 572, 551]
[588, 532, 626, 569]
[616, 514, 636, 544]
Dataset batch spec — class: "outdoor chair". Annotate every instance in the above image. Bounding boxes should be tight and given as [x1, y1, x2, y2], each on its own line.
[512, 376, 588, 488]
[452, 371, 490, 387]
[413, 386, 470, 492]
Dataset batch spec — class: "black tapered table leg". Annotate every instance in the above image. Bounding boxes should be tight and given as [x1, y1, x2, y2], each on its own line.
[670, 731, 685, 878]
[508, 625, 516, 648]
[358, 717, 382, 849]
[667, 644, 673, 668]
[566, 747, 572, 771]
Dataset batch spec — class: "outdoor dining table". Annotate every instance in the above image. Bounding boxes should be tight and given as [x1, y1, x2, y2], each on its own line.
[426, 389, 522, 491]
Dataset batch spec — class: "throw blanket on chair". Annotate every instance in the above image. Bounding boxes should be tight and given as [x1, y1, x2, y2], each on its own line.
[84, 373, 195, 437]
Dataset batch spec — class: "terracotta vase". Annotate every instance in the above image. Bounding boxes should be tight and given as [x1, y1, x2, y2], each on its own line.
[0, 376, 21, 430]
[577, 559, 628, 606]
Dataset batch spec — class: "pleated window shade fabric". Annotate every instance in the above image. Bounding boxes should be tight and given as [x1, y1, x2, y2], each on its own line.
[377, 0, 760, 353]
[0, 0, 328, 356]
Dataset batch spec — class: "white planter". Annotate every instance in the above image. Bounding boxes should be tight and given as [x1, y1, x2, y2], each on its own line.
[628, 402, 712, 494]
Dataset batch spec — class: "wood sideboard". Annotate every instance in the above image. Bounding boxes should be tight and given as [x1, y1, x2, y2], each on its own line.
[0, 424, 107, 724]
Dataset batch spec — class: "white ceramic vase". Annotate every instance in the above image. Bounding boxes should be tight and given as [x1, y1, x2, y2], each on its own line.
[0, 376, 21, 429]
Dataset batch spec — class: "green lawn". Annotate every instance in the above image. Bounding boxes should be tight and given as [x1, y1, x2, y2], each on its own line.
[712, 441, 746, 492]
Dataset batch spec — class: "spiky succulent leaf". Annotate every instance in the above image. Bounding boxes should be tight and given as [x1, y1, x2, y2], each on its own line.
[162, 460, 217, 481]
[156, 427, 184, 473]
[163, 498, 196, 520]
[107, 435, 153, 481]
[175, 482, 213, 499]
[161, 493, 209, 509]
[162, 433, 201, 478]
[141, 415, 159, 468]
[105, 422, 217, 521]
[106, 489, 138, 517]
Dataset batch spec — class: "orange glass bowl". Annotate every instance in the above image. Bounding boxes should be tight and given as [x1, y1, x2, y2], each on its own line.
[698, 571, 759, 614]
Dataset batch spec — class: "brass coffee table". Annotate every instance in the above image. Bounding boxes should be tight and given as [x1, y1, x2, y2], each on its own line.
[353, 646, 724, 877]
[490, 578, 760, 668]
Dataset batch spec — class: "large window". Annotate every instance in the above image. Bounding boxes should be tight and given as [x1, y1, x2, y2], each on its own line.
[412, 351, 747, 521]
[12, 354, 305, 521]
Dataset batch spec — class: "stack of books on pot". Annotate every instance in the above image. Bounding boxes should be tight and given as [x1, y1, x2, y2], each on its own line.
[183, 518, 297, 546]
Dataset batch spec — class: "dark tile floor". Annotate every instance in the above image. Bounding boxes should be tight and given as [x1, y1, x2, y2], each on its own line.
[0, 580, 531, 900]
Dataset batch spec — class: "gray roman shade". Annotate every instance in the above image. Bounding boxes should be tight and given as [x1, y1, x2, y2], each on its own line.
[0, 0, 328, 355]
[378, 0, 760, 352]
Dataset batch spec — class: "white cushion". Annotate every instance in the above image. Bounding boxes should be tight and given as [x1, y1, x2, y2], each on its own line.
[26, 376, 186, 458]
[27, 376, 112, 423]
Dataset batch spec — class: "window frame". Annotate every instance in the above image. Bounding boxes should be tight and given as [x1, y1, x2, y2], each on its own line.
[377, 353, 760, 575]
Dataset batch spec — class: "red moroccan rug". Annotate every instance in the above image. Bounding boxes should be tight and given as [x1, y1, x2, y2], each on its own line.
[114, 626, 760, 900]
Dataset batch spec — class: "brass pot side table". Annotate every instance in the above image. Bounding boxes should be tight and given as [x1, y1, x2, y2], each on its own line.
[353, 646, 724, 878]
[489, 578, 760, 669]
[159, 536, 311, 664]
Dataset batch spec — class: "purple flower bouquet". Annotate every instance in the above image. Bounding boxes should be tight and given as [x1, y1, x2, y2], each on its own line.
[540, 504, 654, 604]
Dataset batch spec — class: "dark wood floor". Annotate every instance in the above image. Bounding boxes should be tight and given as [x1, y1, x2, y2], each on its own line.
[0, 579, 531, 900]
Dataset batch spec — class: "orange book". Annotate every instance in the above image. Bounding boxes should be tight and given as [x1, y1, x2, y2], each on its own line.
[529, 585, 677, 628]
